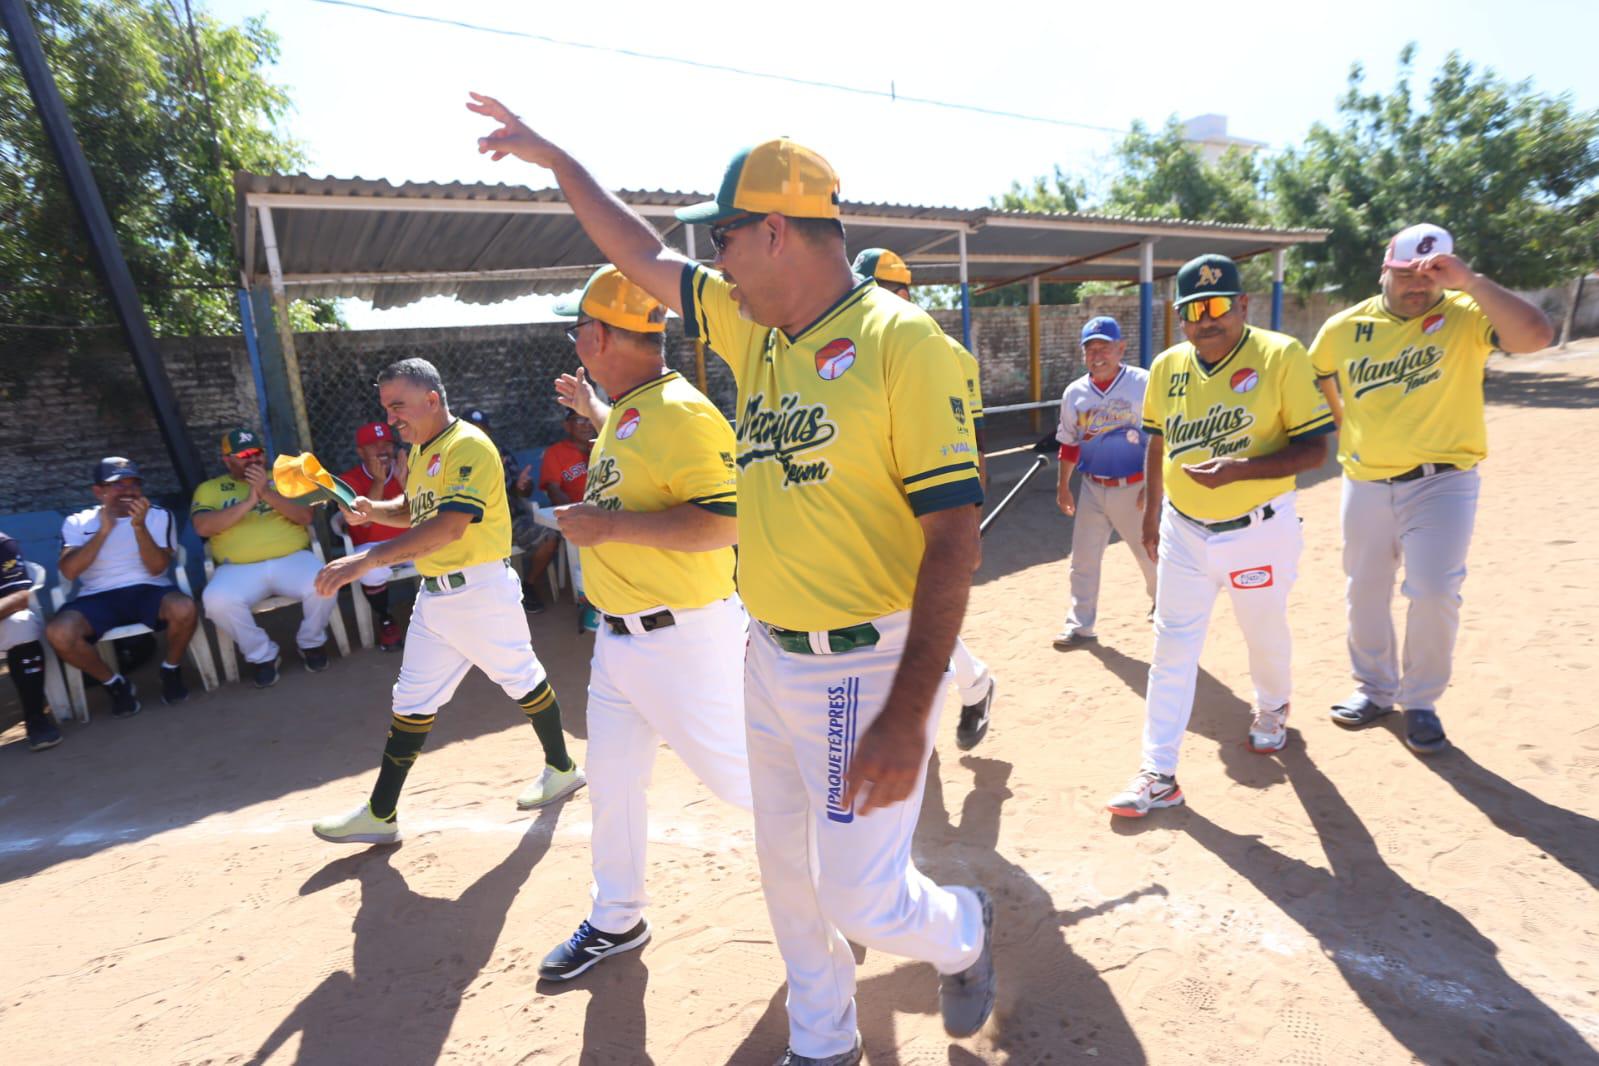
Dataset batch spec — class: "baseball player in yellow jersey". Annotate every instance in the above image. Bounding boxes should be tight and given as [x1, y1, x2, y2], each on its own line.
[852, 247, 998, 750]
[1106, 255, 1334, 818]
[533, 265, 752, 980]
[470, 95, 995, 1065]
[1310, 224, 1552, 753]
[308, 358, 582, 845]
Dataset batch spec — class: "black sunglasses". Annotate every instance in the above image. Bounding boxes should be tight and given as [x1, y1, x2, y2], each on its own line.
[708, 213, 765, 254]
[564, 317, 599, 344]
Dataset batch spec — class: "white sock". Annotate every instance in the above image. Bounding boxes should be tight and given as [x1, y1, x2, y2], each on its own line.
[107, 673, 125, 687]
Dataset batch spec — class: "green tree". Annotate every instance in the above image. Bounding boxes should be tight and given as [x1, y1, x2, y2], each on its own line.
[1, 0, 337, 334]
[1272, 45, 1599, 299]
[1104, 117, 1268, 225]
[977, 165, 1087, 306]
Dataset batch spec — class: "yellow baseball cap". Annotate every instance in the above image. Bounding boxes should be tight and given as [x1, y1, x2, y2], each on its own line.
[676, 139, 841, 225]
[552, 266, 667, 333]
[852, 248, 912, 287]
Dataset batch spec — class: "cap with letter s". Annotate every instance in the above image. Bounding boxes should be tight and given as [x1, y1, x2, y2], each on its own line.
[355, 422, 391, 446]
[1383, 223, 1454, 269]
[675, 139, 841, 226]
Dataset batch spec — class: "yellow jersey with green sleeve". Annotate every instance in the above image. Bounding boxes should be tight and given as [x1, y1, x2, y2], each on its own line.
[681, 263, 983, 631]
[1142, 326, 1334, 522]
[948, 336, 985, 432]
[580, 370, 738, 616]
[1309, 291, 1496, 481]
[190, 475, 311, 565]
[404, 418, 510, 578]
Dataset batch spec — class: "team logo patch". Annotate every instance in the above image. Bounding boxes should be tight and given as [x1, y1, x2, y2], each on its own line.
[427, 453, 441, 477]
[1229, 566, 1274, 589]
[1197, 265, 1224, 287]
[1125, 429, 1141, 444]
[815, 338, 857, 381]
[616, 408, 642, 439]
[1230, 368, 1259, 394]
[950, 396, 966, 425]
[1422, 313, 1445, 335]
[824, 677, 861, 824]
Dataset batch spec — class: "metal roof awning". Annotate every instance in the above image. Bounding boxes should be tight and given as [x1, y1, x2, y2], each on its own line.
[234, 172, 1327, 309]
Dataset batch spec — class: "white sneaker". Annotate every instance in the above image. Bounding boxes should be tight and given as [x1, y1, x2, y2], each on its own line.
[1105, 770, 1184, 818]
[1248, 704, 1290, 754]
[517, 763, 587, 810]
[313, 802, 400, 845]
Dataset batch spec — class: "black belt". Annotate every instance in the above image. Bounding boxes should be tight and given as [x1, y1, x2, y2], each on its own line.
[764, 621, 881, 655]
[603, 609, 676, 636]
[1385, 463, 1458, 484]
[1174, 502, 1276, 534]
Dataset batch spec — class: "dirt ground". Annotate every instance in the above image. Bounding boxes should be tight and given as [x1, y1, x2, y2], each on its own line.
[3, 345, 1598, 1066]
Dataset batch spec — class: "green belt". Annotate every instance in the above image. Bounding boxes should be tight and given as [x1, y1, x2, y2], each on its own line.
[765, 621, 881, 655]
[1175, 502, 1275, 534]
[421, 559, 511, 594]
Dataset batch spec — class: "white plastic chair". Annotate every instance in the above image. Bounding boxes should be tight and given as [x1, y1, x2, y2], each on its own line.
[336, 527, 420, 649]
[48, 546, 220, 722]
[22, 561, 74, 724]
[203, 538, 353, 682]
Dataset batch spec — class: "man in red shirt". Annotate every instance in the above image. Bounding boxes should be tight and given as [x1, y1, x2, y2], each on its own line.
[538, 409, 598, 630]
[337, 423, 407, 650]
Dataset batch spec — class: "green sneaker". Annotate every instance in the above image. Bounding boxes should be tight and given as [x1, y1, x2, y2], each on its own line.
[517, 763, 587, 810]
[313, 802, 400, 845]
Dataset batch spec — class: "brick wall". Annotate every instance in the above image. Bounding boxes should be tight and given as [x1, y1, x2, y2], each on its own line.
[0, 290, 1349, 517]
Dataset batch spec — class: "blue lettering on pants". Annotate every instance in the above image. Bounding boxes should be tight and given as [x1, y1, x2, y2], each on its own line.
[824, 676, 861, 823]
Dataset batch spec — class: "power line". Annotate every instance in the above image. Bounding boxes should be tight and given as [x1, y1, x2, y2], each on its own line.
[310, 0, 1137, 138]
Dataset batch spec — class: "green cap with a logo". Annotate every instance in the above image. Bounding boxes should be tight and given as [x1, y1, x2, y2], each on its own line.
[1174, 254, 1244, 306]
[221, 428, 263, 455]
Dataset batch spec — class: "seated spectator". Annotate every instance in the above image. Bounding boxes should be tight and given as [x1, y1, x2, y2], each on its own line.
[191, 429, 337, 688]
[44, 457, 198, 718]
[335, 422, 407, 651]
[539, 408, 598, 632]
[463, 408, 562, 614]
[1, 530, 61, 750]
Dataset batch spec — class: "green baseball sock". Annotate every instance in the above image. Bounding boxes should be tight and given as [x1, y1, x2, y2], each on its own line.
[368, 712, 435, 820]
[518, 680, 572, 772]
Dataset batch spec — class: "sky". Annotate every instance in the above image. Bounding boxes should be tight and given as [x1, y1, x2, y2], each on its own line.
[205, 0, 1599, 329]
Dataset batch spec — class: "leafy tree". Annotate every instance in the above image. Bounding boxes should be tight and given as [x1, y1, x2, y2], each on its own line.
[1272, 45, 1599, 299]
[977, 165, 1087, 306]
[1, 0, 337, 334]
[1103, 118, 1268, 225]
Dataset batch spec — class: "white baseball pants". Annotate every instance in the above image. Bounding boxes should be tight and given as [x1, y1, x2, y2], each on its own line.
[391, 560, 546, 718]
[1065, 479, 1158, 635]
[1142, 494, 1301, 776]
[202, 550, 337, 664]
[1341, 468, 1479, 710]
[746, 610, 985, 1060]
[586, 595, 752, 933]
[949, 636, 991, 706]
[360, 564, 394, 591]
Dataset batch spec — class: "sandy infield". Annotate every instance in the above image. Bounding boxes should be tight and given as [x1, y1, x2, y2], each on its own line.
[2, 345, 1597, 1065]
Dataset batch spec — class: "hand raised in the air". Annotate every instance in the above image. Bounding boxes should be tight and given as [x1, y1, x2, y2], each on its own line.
[467, 93, 562, 167]
[555, 368, 602, 423]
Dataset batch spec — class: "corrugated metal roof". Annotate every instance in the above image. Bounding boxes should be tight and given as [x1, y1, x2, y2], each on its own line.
[235, 172, 1327, 308]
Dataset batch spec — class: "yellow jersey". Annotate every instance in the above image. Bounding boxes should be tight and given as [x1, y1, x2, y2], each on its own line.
[1142, 327, 1334, 521]
[948, 336, 986, 432]
[581, 370, 738, 615]
[404, 418, 511, 577]
[1309, 291, 1497, 481]
[683, 264, 982, 631]
[190, 475, 312, 565]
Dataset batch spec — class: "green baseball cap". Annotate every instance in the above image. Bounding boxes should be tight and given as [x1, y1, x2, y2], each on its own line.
[221, 428, 264, 455]
[1174, 254, 1244, 306]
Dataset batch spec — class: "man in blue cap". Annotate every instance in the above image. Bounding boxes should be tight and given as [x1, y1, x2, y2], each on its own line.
[1053, 316, 1157, 648]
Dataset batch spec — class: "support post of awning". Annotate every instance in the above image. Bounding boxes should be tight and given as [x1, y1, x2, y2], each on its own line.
[1272, 248, 1286, 332]
[1028, 276, 1042, 433]
[958, 229, 972, 350]
[1139, 239, 1155, 369]
[257, 205, 313, 454]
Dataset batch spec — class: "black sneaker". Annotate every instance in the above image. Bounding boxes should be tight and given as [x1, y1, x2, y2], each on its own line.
[108, 678, 142, 719]
[538, 918, 651, 981]
[956, 679, 995, 751]
[254, 656, 281, 689]
[26, 715, 63, 752]
[160, 664, 189, 705]
[301, 646, 330, 673]
[522, 583, 545, 615]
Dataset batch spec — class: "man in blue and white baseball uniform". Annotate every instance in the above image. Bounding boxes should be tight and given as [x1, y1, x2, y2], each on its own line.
[1054, 316, 1157, 648]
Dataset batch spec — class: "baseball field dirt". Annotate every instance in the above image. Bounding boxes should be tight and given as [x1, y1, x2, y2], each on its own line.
[2, 345, 1597, 1065]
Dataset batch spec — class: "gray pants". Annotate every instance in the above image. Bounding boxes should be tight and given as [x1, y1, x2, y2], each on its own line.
[1065, 478, 1158, 635]
[1341, 468, 1480, 710]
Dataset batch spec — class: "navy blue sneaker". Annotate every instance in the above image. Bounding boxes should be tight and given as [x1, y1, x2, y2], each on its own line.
[108, 677, 141, 719]
[539, 919, 651, 981]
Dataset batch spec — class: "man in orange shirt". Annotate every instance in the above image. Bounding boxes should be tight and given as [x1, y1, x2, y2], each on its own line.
[337, 422, 408, 650]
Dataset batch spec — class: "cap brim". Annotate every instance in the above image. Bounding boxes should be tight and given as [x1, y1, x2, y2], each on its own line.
[550, 294, 582, 318]
[1080, 332, 1120, 344]
[1383, 258, 1421, 270]
[1173, 290, 1243, 306]
[674, 199, 743, 225]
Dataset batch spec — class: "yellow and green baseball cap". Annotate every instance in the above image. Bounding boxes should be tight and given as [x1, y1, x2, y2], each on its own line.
[676, 139, 841, 225]
[851, 248, 912, 287]
[552, 266, 667, 333]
